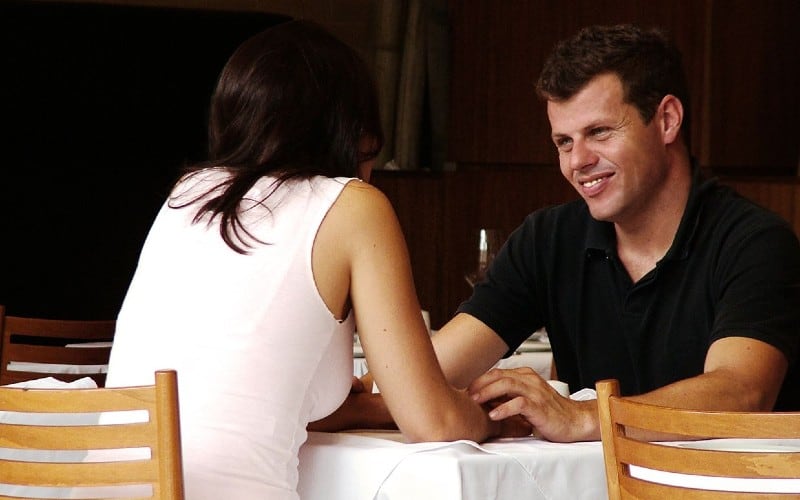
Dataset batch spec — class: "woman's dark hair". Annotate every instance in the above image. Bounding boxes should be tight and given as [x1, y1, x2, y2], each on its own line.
[171, 20, 384, 253]
[536, 24, 691, 144]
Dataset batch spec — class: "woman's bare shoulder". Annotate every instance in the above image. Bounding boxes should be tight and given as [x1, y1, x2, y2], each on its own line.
[334, 179, 394, 220]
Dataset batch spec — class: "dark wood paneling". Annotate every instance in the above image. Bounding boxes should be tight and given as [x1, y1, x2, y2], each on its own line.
[448, 0, 708, 165]
[448, 1, 798, 171]
[449, 1, 551, 164]
[706, 0, 800, 170]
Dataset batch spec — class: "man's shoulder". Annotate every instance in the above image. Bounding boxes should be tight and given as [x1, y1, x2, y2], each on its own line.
[689, 182, 800, 266]
[701, 182, 794, 234]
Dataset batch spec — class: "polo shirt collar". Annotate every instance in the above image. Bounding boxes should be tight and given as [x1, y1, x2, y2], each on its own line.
[583, 162, 717, 261]
[584, 215, 614, 257]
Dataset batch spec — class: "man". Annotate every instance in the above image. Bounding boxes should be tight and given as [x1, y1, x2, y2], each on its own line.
[314, 24, 800, 441]
[435, 23, 800, 442]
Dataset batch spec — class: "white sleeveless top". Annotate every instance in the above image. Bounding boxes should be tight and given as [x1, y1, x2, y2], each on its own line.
[106, 170, 357, 500]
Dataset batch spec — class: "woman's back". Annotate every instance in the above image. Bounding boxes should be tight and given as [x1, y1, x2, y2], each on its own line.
[106, 171, 357, 499]
[107, 19, 507, 500]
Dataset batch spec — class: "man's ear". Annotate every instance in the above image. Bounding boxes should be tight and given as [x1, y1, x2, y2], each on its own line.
[658, 94, 684, 145]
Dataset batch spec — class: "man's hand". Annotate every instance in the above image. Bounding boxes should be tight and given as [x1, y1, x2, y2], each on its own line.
[469, 367, 599, 442]
[481, 396, 534, 438]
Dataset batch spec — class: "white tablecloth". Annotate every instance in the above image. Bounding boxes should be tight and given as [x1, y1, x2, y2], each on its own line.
[298, 430, 608, 500]
[298, 431, 800, 500]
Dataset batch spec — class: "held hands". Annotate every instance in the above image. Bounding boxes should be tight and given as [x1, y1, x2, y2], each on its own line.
[310, 371, 596, 439]
[468, 367, 600, 442]
[481, 399, 534, 438]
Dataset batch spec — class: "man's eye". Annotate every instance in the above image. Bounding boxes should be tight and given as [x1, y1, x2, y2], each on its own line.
[555, 138, 572, 151]
[590, 127, 611, 138]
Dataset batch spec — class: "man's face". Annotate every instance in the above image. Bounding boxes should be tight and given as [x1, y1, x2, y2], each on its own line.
[547, 73, 670, 226]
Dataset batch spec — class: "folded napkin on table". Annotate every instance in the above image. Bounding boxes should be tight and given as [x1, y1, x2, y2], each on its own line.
[3, 376, 98, 389]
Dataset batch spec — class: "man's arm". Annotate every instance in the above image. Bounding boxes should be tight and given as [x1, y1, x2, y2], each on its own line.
[630, 336, 787, 412]
[469, 336, 788, 442]
[432, 313, 511, 388]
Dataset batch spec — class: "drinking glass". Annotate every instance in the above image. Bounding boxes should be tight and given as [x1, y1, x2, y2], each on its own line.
[464, 228, 503, 287]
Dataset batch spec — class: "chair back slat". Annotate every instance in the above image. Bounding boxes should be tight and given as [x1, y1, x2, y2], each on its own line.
[614, 436, 800, 478]
[612, 398, 800, 439]
[620, 477, 784, 500]
[4, 343, 113, 364]
[0, 370, 185, 499]
[5, 316, 116, 339]
[597, 378, 800, 500]
[0, 305, 115, 386]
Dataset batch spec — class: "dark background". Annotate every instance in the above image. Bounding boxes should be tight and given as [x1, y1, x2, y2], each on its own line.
[0, 1, 288, 319]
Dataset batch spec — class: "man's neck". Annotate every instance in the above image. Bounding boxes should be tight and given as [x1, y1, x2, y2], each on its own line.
[615, 159, 693, 283]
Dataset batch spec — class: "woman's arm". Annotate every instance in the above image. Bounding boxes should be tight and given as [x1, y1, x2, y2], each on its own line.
[313, 181, 501, 442]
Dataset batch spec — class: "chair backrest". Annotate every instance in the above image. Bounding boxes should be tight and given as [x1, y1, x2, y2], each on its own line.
[0, 304, 115, 386]
[596, 379, 800, 500]
[0, 369, 185, 499]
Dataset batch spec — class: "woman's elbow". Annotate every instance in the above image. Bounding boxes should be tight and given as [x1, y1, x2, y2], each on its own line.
[399, 409, 487, 443]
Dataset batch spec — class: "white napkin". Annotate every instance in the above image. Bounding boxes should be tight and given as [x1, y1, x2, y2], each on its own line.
[569, 388, 597, 401]
[3, 376, 98, 389]
[1, 377, 98, 426]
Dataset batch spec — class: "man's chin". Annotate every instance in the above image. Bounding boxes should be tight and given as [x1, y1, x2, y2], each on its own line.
[586, 203, 616, 222]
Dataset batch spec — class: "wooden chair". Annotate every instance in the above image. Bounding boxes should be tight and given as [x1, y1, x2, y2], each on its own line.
[596, 379, 800, 499]
[0, 369, 185, 499]
[0, 304, 115, 386]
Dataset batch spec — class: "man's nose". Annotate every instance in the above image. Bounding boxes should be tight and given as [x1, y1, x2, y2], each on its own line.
[569, 138, 598, 172]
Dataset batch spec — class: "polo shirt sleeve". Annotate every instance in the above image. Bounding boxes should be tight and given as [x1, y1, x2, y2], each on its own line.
[712, 216, 800, 364]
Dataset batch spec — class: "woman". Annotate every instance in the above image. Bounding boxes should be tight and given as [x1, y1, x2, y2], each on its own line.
[105, 20, 504, 500]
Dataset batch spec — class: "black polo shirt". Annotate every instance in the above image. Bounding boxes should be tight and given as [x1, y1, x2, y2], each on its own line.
[458, 174, 800, 410]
